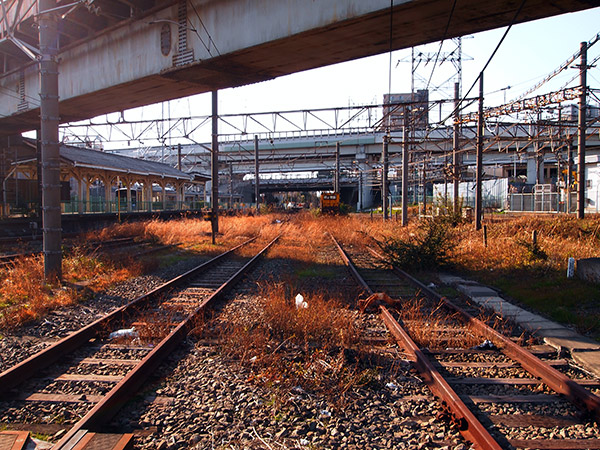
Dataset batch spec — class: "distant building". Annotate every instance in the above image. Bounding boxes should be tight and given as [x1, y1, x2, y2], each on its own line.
[383, 90, 429, 131]
[561, 104, 600, 122]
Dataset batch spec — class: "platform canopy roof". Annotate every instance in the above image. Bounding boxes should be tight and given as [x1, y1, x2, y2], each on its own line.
[11, 137, 209, 183]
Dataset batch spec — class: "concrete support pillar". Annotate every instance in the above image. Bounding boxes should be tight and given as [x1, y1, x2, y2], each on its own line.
[360, 162, 374, 210]
[357, 167, 363, 211]
[526, 153, 537, 185]
[537, 156, 545, 185]
[161, 182, 167, 210]
[39, 1, 62, 280]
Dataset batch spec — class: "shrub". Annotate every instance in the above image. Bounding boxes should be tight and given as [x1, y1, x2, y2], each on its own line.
[376, 218, 456, 270]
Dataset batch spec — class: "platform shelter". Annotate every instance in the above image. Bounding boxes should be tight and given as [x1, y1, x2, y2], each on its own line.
[1, 137, 208, 218]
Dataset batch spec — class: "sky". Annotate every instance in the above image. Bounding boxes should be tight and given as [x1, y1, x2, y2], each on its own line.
[62, 6, 600, 148]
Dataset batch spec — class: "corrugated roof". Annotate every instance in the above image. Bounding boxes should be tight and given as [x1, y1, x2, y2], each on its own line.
[16, 138, 209, 182]
[60, 145, 194, 180]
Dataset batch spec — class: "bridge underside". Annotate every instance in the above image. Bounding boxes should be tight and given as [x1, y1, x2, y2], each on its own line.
[0, 0, 596, 135]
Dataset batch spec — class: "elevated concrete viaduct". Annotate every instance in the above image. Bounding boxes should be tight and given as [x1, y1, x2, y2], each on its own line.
[0, 0, 597, 135]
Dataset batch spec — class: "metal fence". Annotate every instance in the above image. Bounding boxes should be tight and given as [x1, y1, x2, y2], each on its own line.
[433, 178, 508, 209]
[509, 192, 577, 213]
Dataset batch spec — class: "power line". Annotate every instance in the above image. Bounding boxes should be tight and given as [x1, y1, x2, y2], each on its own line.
[188, 0, 220, 57]
[425, 0, 458, 90]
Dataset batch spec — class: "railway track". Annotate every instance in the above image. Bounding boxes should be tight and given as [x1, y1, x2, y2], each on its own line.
[0, 237, 174, 269]
[331, 235, 600, 450]
[0, 236, 278, 450]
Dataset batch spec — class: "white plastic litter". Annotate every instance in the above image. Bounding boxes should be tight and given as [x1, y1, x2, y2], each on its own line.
[295, 293, 308, 309]
[386, 382, 398, 390]
[109, 327, 138, 340]
[320, 410, 332, 418]
[473, 339, 496, 350]
[427, 282, 437, 288]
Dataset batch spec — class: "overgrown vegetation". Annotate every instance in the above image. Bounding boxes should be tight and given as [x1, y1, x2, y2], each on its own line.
[2, 212, 600, 342]
[376, 218, 457, 270]
[0, 251, 147, 328]
[397, 297, 482, 350]
[219, 281, 363, 404]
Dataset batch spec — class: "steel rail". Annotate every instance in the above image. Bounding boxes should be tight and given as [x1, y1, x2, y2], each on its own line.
[0, 237, 256, 393]
[52, 235, 279, 450]
[379, 307, 503, 450]
[330, 234, 503, 450]
[384, 260, 600, 423]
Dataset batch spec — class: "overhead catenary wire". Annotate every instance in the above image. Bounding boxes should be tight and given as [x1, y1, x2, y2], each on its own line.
[188, 0, 220, 57]
[422, 0, 528, 142]
[424, 0, 458, 91]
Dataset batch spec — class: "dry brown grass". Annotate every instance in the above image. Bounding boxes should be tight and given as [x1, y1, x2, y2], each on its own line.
[441, 215, 600, 276]
[396, 297, 482, 350]
[0, 250, 147, 329]
[219, 281, 360, 401]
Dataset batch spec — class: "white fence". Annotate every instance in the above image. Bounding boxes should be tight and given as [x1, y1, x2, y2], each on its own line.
[433, 178, 508, 209]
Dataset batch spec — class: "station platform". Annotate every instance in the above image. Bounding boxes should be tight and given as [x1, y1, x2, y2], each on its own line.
[438, 274, 600, 378]
[0, 210, 202, 240]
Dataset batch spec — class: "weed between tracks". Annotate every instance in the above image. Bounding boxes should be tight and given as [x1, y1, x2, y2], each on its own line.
[395, 297, 489, 350]
[364, 214, 600, 340]
[3, 212, 599, 339]
[219, 281, 367, 406]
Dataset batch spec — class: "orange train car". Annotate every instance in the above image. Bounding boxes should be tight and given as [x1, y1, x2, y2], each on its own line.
[320, 192, 340, 214]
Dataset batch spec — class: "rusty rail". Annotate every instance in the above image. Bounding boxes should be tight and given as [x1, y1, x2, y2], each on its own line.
[52, 235, 279, 449]
[0, 237, 256, 394]
[388, 262, 600, 423]
[330, 234, 502, 450]
[380, 307, 503, 450]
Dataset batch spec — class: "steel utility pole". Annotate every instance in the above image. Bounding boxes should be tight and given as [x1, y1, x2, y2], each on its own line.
[382, 135, 389, 220]
[422, 161, 427, 216]
[211, 90, 219, 242]
[453, 82, 460, 216]
[567, 140, 573, 214]
[401, 121, 409, 226]
[177, 143, 182, 170]
[334, 142, 340, 193]
[475, 72, 484, 230]
[577, 41, 587, 220]
[39, 0, 62, 280]
[254, 135, 260, 214]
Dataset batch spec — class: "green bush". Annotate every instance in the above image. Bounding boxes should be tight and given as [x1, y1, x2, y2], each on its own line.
[377, 218, 456, 270]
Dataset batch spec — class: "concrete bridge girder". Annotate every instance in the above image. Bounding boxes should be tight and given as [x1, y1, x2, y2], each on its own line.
[1, 0, 596, 135]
